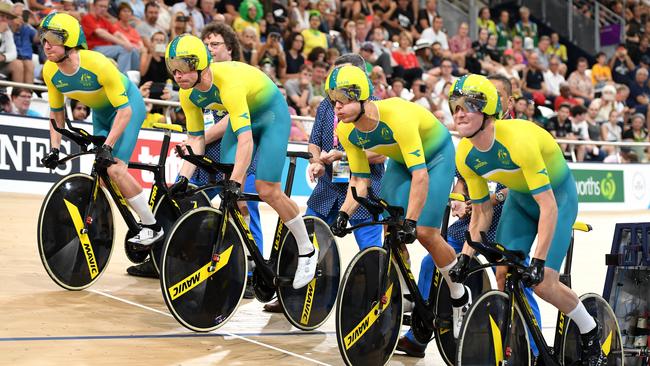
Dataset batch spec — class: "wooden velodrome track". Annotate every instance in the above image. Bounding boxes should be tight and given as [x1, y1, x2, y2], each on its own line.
[2, 192, 648, 365]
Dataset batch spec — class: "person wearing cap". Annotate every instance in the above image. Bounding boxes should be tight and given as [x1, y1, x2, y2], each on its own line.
[413, 39, 433, 71]
[8, 3, 36, 84]
[326, 64, 473, 340]
[81, 0, 140, 73]
[449, 74, 607, 366]
[165, 34, 319, 289]
[40, 12, 163, 247]
[0, 3, 17, 77]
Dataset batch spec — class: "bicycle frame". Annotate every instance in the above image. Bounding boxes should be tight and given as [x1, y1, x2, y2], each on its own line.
[178, 149, 311, 286]
[50, 119, 180, 238]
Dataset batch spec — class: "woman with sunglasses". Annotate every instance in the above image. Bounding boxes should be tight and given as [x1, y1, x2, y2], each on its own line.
[326, 65, 472, 339]
[39, 12, 163, 247]
[164, 34, 318, 290]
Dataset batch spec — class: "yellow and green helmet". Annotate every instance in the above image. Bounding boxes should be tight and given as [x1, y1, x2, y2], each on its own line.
[165, 34, 212, 75]
[39, 12, 88, 49]
[448, 74, 502, 117]
[325, 64, 373, 105]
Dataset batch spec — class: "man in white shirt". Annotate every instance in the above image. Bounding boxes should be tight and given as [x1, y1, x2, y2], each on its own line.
[171, 0, 204, 33]
[543, 55, 565, 98]
[419, 15, 448, 50]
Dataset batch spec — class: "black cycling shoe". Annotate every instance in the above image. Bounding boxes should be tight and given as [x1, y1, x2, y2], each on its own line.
[126, 258, 158, 279]
[580, 318, 607, 366]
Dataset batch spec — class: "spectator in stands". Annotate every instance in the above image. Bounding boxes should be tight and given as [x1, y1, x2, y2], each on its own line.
[370, 66, 389, 99]
[496, 53, 523, 81]
[332, 19, 359, 55]
[488, 73, 515, 119]
[510, 77, 524, 99]
[477, 6, 496, 36]
[610, 44, 635, 85]
[496, 10, 512, 54]
[503, 35, 525, 65]
[615, 83, 631, 122]
[630, 36, 650, 65]
[366, 27, 395, 75]
[341, 0, 371, 21]
[567, 57, 594, 104]
[70, 99, 90, 121]
[140, 31, 168, 85]
[240, 26, 258, 64]
[533, 35, 550, 70]
[171, 0, 204, 34]
[554, 83, 581, 110]
[0, 3, 16, 79]
[10, 87, 40, 117]
[582, 100, 606, 161]
[301, 11, 327, 58]
[252, 30, 287, 81]
[0, 93, 10, 113]
[411, 78, 435, 112]
[9, 4, 35, 84]
[543, 56, 566, 100]
[625, 4, 644, 52]
[414, 39, 434, 71]
[233, 0, 262, 38]
[391, 30, 422, 88]
[513, 96, 529, 119]
[81, 0, 140, 73]
[628, 67, 650, 116]
[199, 0, 216, 25]
[285, 63, 313, 116]
[623, 113, 649, 160]
[547, 103, 576, 155]
[115, 3, 144, 52]
[310, 60, 328, 98]
[523, 52, 547, 104]
[290, 0, 311, 32]
[284, 32, 305, 80]
[171, 11, 197, 39]
[514, 6, 537, 46]
[449, 22, 471, 69]
[417, 0, 438, 32]
[433, 57, 455, 95]
[593, 84, 617, 124]
[601, 110, 623, 157]
[385, 0, 416, 37]
[136, 2, 165, 50]
[387, 77, 409, 99]
[419, 15, 448, 50]
[307, 46, 327, 64]
[61, 0, 83, 21]
[153, 0, 171, 33]
[591, 52, 613, 90]
[547, 32, 567, 63]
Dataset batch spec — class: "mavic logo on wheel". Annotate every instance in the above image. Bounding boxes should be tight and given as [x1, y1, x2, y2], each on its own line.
[63, 199, 99, 279]
[343, 283, 394, 350]
[300, 279, 316, 325]
[168, 245, 233, 300]
[602, 330, 613, 356]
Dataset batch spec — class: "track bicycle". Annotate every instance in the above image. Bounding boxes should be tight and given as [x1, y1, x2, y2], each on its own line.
[159, 146, 341, 332]
[335, 189, 496, 366]
[456, 226, 624, 365]
[38, 119, 209, 290]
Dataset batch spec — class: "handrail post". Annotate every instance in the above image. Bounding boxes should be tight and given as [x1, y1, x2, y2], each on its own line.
[595, 2, 601, 53]
[568, 0, 574, 42]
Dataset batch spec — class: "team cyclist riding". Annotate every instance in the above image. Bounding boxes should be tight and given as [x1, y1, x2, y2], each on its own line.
[38, 11, 606, 365]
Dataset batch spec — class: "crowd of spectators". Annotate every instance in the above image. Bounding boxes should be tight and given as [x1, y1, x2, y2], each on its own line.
[0, 0, 647, 159]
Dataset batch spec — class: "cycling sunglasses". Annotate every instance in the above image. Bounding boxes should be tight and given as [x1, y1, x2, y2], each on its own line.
[327, 87, 361, 107]
[166, 56, 199, 75]
[39, 29, 67, 46]
[448, 91, 487, 114]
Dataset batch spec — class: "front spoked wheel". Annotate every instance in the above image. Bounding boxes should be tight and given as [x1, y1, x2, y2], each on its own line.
[37, 173, 114, 290]
[160, 207, 247, 332]
[432, 255, 497, 365]
[277, 216, 341, 330]
[561, 293, 624, 366]
[150, 189, 211, 275]
[336, 247, 402, 366]
[456, 290, 531, 366]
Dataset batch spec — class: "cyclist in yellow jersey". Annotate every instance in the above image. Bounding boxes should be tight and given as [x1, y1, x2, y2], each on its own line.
[164, 34, 317, 289]
[448, 74, 606, 365]
[39, 12, 163, 246]
[326, 65, 472, 338]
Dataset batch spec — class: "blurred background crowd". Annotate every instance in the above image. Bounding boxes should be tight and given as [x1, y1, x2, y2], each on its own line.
[0, 0, 648, 162]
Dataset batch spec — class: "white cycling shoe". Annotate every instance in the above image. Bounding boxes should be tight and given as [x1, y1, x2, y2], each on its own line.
[293, 248, 319, 289]
[452, 285, 472, 339]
